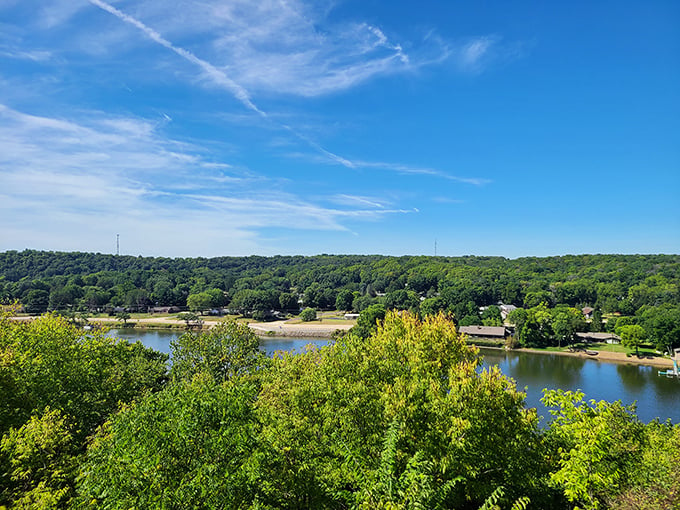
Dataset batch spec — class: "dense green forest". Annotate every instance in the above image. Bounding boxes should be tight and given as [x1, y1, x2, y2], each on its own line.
[1, 250, 679, 350]
[1, 311, 678, 509]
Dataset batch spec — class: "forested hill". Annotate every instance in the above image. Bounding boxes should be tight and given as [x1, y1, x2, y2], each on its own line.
[1, 251, 679, 318]
[3, 250, 679, 279]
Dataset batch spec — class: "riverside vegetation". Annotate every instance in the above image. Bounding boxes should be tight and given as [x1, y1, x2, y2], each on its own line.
[1, 311, 679, 509]
[1, 251, 679, 353]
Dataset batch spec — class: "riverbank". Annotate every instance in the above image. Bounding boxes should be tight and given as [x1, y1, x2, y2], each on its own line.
[473, 344, 674, 368]
[9, 315, 353, 338]
[250, 322, 675, 368]
[10, 315, 674, 368]
[247, 319, 353, 338]
[515, 346, 674, 368]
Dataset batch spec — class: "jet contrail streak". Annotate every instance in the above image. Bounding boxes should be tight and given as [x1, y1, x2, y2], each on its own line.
[88, 0, 265, 117]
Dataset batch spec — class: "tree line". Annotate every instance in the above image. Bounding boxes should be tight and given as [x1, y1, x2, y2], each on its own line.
[1, 311, 678, 509]
[1, 250, 679, 349]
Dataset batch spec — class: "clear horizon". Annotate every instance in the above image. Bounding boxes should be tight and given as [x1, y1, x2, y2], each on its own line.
[1, 1, 678, 258]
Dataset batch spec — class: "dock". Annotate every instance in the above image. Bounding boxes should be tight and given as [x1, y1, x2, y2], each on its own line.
[658, 348, 680, 378]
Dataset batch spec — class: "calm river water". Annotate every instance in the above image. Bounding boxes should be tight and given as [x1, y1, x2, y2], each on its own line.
[479, 347, 680, 425]
[109, 330, 680, 424]
[109, 329, 328, 357]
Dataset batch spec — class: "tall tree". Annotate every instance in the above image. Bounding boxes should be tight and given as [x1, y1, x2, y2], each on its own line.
[335, 289, 354, 312]
[78, 377, 260, 509]
[542, 390, 645, 510]
[256, 312, 550, 508]
[618, 324, 647, 356]
[170, 320, 265, 383]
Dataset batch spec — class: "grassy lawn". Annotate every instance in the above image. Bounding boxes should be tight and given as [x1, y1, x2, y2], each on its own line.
[586, 342, 660, 357]
[317, 317, 353, 323]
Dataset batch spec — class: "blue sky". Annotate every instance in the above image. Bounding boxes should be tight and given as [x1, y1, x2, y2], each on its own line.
[1, 1, 678, 258]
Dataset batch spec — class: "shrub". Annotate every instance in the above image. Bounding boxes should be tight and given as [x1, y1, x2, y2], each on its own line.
[300, 308, 317, 322]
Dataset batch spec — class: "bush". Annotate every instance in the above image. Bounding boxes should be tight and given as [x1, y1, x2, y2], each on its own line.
[252, 310, 272, 322]
[299, 307, 317, 322]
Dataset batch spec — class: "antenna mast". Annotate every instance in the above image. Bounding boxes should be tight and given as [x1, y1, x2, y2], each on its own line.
[116, 234, 119, 256]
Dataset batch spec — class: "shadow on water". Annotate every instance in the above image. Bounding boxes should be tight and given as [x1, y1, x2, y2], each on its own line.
[617, 363, 647, 394]
[481, 349, 584, 388]
[478, 347, 680, 424]
[649, 370, 680, 409]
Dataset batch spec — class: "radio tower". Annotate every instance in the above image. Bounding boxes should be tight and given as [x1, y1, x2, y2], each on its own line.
[116, 234, 120, 256]
[434, 239, 437, 257]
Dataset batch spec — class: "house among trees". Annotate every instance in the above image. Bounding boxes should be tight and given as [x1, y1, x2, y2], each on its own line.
[575, 332, 621, 344]
[499, 304, 517, 320]
[149, 306, 181, 314]
[459, 325, 508, 341]
[582, 307, 595, 319]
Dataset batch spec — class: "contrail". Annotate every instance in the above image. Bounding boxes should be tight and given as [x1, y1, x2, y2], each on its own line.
[88, 0, 265, 117]
[280, 123, 356, 169]
[87, 0, 467, 180]
[88, 0, 362, 169]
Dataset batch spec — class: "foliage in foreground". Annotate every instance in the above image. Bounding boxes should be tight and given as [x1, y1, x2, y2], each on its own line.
[0, 312, 168, 507]
[1, 311, 679, 509]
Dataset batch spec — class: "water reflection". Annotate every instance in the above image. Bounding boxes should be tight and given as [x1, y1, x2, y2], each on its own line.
[513, 353, 585, 388]
[107, 329, 328, 357]
[617, 363, 647, 394]
[482, 349, 584, 389]
[478, 347, 680, 424]
[258, 337, 328, 355]
[109, 328, 179, 355]
[649, 372, 680, 408]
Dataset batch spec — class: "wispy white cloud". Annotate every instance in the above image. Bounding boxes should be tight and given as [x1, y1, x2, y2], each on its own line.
[79, 0, 448, 98]
[207, 13, 427, 97]
[432, 196, 464, 204]
[37, 0, 89, 29]
[0, 1, 503, 256]
[84, 1, 474, 184]
[3, 0, 499, 185]
[354, 160, 491, 185]
[0, 46, 52, 61]
[453, 35, 528, 74]
[284, 149, 490, 185]
[0, 104, 412, 255]
[459, 36, 496, 70]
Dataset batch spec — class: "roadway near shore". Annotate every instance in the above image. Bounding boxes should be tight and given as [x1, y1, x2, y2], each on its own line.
[9, 314, 353, 338]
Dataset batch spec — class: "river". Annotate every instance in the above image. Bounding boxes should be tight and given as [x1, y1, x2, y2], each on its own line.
[479, 347, 680, 425]
[109, 329, 680, 424]
[108, 328, 328, 357]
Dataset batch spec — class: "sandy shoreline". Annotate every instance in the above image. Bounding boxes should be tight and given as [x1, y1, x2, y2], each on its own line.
[247, 319, 353, 338]
[475, 345, 674, 368]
